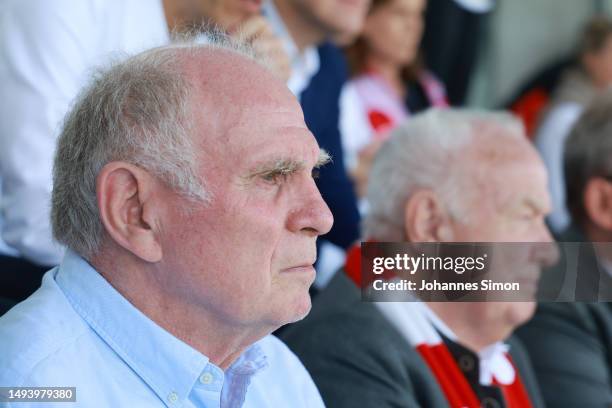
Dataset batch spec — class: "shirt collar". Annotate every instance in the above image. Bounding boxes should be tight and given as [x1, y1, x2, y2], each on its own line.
[263, 0, 320, 97]
[54, 250, 210, 406]
[222, 344, 268, 406]
[418, 302, 458, 341]
[376, 300, 514, 386]
[421, 303, 514, 385]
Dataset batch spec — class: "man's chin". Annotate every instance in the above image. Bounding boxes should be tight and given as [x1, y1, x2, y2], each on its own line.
[283, 295, 313, 325]
[508, 301, 536, 327]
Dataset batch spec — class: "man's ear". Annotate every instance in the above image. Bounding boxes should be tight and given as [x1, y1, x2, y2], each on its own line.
[583, 177, 612, 231]
[404, 189, 453, 242]
[96, 162, 163, 263]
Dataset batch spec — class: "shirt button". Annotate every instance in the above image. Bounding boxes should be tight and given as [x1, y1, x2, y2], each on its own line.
[458, 355, 475, 372]
[481, 397, 502, 408]
[200, 372, 214, 384]
[167, 392, 178, 403]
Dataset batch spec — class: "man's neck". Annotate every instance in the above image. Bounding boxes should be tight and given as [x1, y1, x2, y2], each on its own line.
[146, 297, 261, 370]
[272, 0, 326, 52]
[426, 302, 506, 353]
[91, 251, 268, 370]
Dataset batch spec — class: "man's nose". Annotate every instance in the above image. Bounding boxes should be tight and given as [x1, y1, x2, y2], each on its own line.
[532, 240, 560, 269]
[533, 218, 554, 243]
[532, 220, 559, 265]
[287, 181, 334, 237]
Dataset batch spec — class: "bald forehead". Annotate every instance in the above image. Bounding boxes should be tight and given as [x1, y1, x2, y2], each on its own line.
[180, 48, 260, 82]
[177, 47, 301, 139]
[181, 48, 295, 107]
[458, 129, 547, 190]
[466, 132, 549, 204]
[469, 129, 541, 166]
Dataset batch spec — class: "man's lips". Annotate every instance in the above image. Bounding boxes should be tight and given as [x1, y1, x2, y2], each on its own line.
[282, 264, 315, 273]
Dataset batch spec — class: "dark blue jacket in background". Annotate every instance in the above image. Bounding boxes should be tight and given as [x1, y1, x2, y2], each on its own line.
[300, 43, 360, 250]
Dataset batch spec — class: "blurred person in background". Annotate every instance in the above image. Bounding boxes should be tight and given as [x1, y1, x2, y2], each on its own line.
[536, 15, 612, 235]
[282, 109, 554, 408]
[263, 0, 370, 289]
[517, 90, 612, 407]
[0, 0, 290, 303]
[340, 0, 448, 198]
[421, 0, 494, 105]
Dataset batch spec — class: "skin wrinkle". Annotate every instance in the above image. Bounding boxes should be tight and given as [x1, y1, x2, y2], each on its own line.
[92, 47, 333, 370]
[426, 136, 553, 352]
[241, 149, 331, 186]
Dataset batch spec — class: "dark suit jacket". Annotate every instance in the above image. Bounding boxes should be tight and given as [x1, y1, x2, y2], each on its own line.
[300, 43, 360, 251]
[517, 226, 612, 407]
[282, 271, 545, 407]
[516, 302, 612, 407]
[540, 226, 612, 301]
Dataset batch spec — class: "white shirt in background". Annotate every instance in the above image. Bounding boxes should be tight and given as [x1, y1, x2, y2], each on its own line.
[262, 0, 319, 98]
[0, 0, 171, 265]
[534, 102, 584, 234]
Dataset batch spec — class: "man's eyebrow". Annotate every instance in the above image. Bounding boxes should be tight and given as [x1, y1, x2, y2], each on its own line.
[316, 149, 331, 168]
[244, 158, 304, 181]
[247, 149, 331, 177]
[240, 149, 333, 185]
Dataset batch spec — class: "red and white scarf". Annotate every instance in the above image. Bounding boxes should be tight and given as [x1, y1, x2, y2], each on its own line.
[344, 244, 533, 408]
[352, 70, 449, 138]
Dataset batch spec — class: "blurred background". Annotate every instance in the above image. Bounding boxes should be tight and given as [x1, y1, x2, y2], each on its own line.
[468, 0, 612, 107]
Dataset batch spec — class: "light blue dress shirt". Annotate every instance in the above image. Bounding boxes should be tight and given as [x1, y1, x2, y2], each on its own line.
[0, 251, 325, 407]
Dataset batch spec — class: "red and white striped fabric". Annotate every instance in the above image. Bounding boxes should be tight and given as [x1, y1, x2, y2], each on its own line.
[344, 244, 534, 408]
[351, 69, 449, 139]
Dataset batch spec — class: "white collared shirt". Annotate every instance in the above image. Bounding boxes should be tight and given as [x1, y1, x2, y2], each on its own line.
[0, 0, 171, 264]
[419, 303, 514, 386]
[375, 300, 515, 386]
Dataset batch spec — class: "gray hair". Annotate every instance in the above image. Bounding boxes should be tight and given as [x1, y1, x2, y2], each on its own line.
[363, 108, 524, 240]
[51, 33, 264, 259]
[564, 90, 612, 224]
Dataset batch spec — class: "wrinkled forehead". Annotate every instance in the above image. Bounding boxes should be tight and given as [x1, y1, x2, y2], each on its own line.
[470, 128, 536, 160]
[478, 146, 550, 212]
[181, 48, 306, 144]
[181, 58, 319, 177]
[224, 106, 319, 167]
[466, 137, 550, 209]
[198, 89, 310, 160]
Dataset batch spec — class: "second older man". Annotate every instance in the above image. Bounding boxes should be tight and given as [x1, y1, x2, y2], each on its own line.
[282, 109, 553, 407]
[0, 39, 332, 406]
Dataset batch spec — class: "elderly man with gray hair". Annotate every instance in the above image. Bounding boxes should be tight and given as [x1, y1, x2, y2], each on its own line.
[0, 37, 332, 407]
[282, 108, 554, 407]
